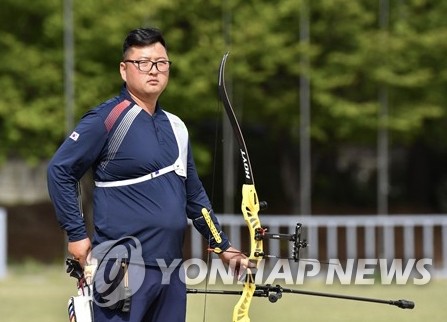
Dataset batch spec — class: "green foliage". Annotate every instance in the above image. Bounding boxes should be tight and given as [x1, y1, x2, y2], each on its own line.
[0, 0, 64, 163]
[1, 0, 446, 157]
[2, 0, 447, 210]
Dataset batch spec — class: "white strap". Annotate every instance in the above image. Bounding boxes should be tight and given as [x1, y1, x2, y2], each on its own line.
[164, 111, 188, 178]
[95, 110, 188, 188]
[95, 162, 181, 188]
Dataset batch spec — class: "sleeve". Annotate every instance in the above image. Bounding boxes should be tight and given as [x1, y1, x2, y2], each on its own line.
[47, 112, 108, 242]
[184, 142, 231, 252]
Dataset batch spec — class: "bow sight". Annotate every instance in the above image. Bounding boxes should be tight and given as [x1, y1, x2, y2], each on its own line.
[254, 222, 308, 262]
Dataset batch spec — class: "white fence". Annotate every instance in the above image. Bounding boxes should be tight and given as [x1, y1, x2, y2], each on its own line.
[188, 214, 447, 277]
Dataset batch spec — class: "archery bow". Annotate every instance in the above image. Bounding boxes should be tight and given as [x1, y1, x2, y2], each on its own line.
[189, 53, 415, 320]
[218, 52, 264, 322]
[193, 53, 414, 320]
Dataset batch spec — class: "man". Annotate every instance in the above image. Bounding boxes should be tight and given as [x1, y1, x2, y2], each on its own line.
[47, 27, 245, 322]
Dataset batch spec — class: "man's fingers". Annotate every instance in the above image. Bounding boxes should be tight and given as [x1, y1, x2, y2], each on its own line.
[67, 238, 92, 268]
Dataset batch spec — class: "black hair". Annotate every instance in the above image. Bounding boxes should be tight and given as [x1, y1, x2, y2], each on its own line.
[122, 27, 167, 58]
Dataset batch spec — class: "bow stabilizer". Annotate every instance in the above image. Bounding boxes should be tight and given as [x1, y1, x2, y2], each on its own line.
[187, 284, 415, 309]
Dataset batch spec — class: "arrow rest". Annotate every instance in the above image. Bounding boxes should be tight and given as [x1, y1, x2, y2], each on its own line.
[259, 201, 268, 210]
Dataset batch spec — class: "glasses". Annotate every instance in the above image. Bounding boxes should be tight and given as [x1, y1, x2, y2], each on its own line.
[123, 59, 172, 72]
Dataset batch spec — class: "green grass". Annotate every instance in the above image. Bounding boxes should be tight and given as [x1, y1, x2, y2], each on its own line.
[0, 263, 445, 322]
[0, 262, 74, 322]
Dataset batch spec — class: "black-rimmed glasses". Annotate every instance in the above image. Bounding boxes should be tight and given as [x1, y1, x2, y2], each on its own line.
[123, 59, 172, 72]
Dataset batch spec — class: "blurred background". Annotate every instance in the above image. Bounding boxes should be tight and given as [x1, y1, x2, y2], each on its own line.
[1, 1, 447, 321]
[0, 0, 446, 281]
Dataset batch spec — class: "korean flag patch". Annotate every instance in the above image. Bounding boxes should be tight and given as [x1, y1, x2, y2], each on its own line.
[69, 131, 80, 141]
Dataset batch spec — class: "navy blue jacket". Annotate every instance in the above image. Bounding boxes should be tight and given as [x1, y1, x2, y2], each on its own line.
[47, 86, 229, 265]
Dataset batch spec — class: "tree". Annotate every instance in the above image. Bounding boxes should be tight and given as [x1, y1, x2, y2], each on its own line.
[2, 0, 447, 212]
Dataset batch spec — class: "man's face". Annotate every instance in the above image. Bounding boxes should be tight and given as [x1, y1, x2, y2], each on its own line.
[120, 43, 170, 103]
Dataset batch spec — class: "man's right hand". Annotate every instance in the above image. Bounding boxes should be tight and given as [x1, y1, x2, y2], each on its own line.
[67, 237, 92, 268]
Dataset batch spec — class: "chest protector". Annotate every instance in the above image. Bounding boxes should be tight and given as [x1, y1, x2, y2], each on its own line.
[95, 107, 188, 188]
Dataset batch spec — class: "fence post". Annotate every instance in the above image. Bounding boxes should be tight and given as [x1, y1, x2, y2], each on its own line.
[0, 208, 6, 279]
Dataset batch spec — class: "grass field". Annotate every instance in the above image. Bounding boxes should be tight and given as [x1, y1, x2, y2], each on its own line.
[0, 263, 445, 322]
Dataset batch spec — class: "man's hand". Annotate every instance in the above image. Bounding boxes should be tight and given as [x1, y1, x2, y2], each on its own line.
[218, 246, 256, 278]
[67, 237, 92, 268]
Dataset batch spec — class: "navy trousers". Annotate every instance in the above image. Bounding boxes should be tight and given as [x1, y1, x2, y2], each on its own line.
[93, 265, 187, 322]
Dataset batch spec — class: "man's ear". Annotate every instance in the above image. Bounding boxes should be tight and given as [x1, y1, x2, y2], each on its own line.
[119, 62, 127, 82]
